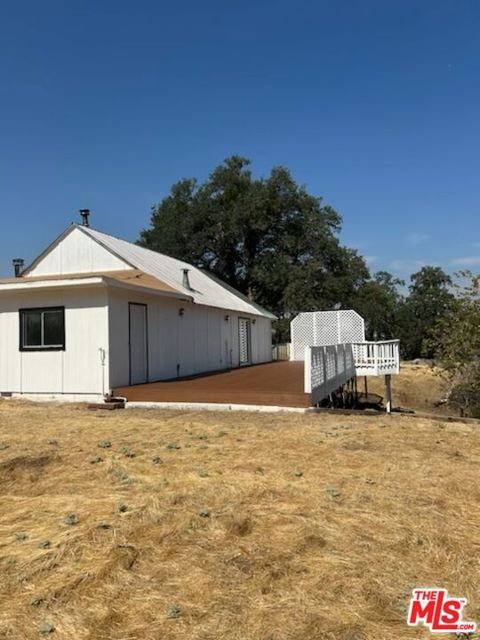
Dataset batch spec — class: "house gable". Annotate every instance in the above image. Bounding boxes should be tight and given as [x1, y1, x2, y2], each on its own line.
[24, 226, 132, 277]
[20, 223, 276, 319]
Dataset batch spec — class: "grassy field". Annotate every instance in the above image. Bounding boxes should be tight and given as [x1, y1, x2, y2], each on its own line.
[1, 398, 479, 639]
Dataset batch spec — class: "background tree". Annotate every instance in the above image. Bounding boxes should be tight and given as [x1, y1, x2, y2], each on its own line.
[139, 156, 370, 342]
[355, 271, 404, 340]
[396, 266, 454, 359]
[139, 157, 457, 353]
[428, 272, 480, 416]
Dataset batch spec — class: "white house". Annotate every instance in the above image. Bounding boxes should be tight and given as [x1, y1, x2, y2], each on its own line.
[0, 215, 275, 401]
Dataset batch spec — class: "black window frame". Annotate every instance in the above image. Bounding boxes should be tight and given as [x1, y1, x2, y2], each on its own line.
[19, 306, 66, 352]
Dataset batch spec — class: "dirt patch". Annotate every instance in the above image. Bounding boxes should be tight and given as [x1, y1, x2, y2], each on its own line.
[0, 454, 56, 493]
[0, 454, 53, 474]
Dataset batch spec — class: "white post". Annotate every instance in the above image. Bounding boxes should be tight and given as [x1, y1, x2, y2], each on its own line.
[304, 346, 312, 393]
[385, 374, 393, 414]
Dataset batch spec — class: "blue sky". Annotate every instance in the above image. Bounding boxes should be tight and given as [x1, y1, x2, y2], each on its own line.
[0, 0, 479, 281]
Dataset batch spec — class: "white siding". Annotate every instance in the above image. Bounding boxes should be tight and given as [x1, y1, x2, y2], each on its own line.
[251, 316, 273, 363]
[107, 288, 272, 388]
[28, 227, 130, 276]
[0, 287, 109, 396]
[0, 285, 272, 397]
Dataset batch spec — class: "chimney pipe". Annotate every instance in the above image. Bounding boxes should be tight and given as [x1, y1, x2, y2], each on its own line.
[182, 268, 192, 290]
[79, 208, 90, 227]
[12, 258, 24, 277]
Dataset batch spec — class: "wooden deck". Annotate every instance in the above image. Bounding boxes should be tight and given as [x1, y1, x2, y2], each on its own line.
[114, 361, 311, 408]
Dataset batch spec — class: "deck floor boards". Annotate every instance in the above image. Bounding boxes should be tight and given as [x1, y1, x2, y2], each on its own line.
[114, 361, 311, 408]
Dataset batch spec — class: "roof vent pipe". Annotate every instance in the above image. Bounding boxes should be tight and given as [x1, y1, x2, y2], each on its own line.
[182, 268, 192, 290]
[79, 208, 90, 227]
[12, 258, 24, 277]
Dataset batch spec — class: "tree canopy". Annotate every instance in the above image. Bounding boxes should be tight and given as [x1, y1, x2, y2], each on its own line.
[428, 272, 480, 416]
[396, 266, 455, 359]
[139, 156, 459, 352]
[355, 271, 405, 340]
[139, 156, 369, 340]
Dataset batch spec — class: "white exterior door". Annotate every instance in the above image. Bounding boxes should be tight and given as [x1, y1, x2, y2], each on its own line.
[238, 317, 251, 365]
[129, 303, 148, 385]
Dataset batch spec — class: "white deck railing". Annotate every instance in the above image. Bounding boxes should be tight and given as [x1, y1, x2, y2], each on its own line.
[351, 340, 400, 376]
[304, 344, 356, 404]
[304, 340, 400, 404]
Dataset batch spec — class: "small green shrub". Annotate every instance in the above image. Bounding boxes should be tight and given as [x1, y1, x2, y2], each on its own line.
[63, 513, 79, 525]
[110, 466, 131, 484]
[39, 621, 55, 634]
[38, 540, 51, 549]
[326, 487, 341, 499]
[167, 604, 182, 619]
[30, 596, 44, 607]
[449, 380, 480, 418]
[15, 532, 28, 541]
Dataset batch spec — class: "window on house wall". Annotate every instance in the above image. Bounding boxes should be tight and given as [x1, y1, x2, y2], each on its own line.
[19, 307, 65, 351]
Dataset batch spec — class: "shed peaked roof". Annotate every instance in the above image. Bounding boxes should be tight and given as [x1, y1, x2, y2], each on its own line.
[24, 225, 276, 319]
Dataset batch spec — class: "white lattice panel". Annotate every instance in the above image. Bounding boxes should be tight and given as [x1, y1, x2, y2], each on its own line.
[291, 310, 365, 361]
[304, 344, 356, 404]
[338, 311, 364, 344]
[290, 314, 315, 360]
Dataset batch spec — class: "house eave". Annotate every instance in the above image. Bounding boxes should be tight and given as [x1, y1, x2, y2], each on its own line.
[0, 277, 107, 293]
[0, 276, 194, 302]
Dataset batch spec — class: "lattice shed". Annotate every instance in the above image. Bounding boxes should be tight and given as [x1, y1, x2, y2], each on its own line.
[290, 310, 365, 361]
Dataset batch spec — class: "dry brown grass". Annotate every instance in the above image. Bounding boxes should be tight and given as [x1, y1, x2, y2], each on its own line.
[368, 363, 453, 415]
[1, 399, 480, 639]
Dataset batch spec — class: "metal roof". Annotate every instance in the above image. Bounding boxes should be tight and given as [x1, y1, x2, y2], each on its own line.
[79, 226, 276, 319]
